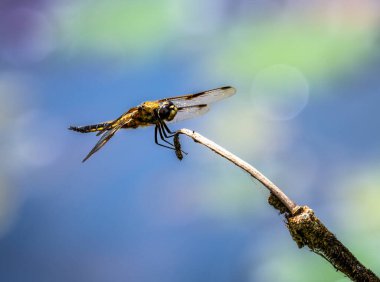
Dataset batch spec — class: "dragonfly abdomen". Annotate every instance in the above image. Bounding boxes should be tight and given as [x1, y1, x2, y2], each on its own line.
[69, 122, 112, 133]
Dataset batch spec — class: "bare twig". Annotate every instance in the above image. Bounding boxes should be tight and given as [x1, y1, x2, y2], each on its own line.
[176, 128, 297, 212]
[175, 128, 379, 282]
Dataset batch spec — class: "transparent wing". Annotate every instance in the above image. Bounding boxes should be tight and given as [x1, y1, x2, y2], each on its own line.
[82, 119, 130, 162]
[169, 104, 209, 123]
[160, 86, 236, 108]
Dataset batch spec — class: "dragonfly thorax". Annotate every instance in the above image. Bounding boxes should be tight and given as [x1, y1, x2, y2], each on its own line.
[158, 101, 178, 121]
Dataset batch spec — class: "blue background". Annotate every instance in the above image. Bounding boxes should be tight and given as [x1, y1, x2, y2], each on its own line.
[0, 0, 379, 281]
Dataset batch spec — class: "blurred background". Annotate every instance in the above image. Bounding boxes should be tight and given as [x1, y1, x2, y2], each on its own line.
[0, 0, 379, 281]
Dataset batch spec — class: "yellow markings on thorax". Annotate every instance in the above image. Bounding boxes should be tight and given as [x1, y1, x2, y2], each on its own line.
[138, 101, 160, 124]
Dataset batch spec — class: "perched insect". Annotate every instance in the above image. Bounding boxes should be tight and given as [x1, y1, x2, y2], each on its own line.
[69, 86, 236, 162]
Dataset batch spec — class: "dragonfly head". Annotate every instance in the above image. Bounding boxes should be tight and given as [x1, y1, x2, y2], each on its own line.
[158, 100, 178, 121]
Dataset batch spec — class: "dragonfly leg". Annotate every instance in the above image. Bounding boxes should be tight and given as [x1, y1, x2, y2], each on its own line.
[157, 124, 176, 147]
[159, 122, 188, 155]
[154, 125, 176, 150]
[160, 121, 176, 138]
[154, 109, 176, 137]
[155, 125, 187, 155]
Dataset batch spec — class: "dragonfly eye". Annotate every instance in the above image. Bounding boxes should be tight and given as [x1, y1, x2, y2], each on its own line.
[158, 101, 177, 121]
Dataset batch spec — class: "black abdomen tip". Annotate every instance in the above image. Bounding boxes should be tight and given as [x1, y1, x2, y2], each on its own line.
[68, 126, 82, 132]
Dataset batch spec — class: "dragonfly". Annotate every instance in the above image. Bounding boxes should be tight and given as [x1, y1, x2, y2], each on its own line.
[69, 86, 236, 162]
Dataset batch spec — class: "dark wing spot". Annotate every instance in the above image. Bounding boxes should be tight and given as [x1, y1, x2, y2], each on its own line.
[220, 86, 233, 90]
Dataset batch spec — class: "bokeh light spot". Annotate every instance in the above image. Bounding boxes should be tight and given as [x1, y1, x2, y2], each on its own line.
[0, 8, 56, 64]
[251, 65, 309, 120]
